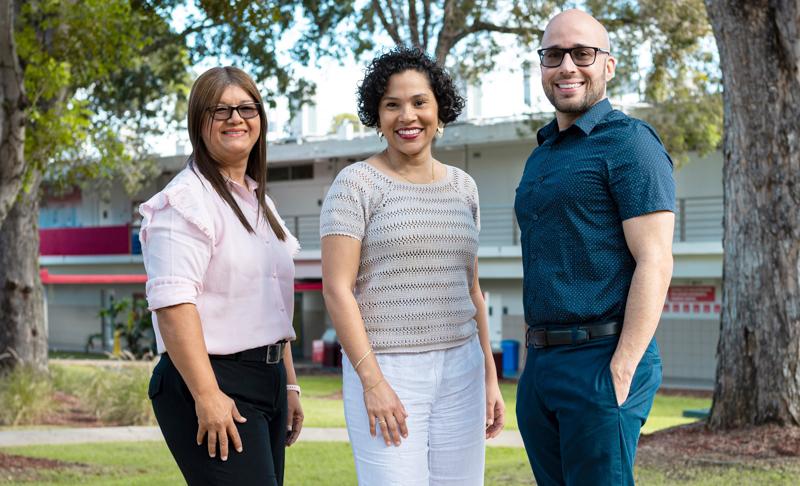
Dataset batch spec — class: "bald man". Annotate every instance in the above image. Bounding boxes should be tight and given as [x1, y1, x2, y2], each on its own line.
[514, 10, 675, 485]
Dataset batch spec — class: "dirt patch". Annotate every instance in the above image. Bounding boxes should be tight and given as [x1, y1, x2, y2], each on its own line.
[639, 422, 800, 467]
[0, 451, 88, 482]
[38, 391, 103, 428]
[656, 388, 713, 399]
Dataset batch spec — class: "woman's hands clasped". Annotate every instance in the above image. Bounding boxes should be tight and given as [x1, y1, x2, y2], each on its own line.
[363, 378, 408, 446]
[195, 389, 247, 461]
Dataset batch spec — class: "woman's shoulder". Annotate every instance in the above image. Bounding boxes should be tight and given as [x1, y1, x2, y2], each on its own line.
[164, 165, 213, 196]
[139, 165, 216, 242]
[445, 164, 478, 193]
[332, 160, 392, 193]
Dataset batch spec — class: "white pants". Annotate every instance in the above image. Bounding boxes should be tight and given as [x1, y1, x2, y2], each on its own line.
[343, 335, 486, 486]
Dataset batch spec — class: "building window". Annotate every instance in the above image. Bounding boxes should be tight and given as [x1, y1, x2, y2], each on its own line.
[268, 164, 314, 182]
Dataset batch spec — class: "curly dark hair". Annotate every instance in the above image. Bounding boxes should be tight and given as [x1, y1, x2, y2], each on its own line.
[357, 46, 465, 128]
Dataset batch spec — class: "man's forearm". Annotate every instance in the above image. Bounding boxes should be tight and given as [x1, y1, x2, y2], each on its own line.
[612, 257, 672, 375]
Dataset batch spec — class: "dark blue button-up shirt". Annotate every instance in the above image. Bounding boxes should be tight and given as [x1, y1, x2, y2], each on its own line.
[514, 98, 675, 327]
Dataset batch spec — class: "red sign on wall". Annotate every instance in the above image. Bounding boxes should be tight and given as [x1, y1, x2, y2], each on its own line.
[667, 286, 716, 303]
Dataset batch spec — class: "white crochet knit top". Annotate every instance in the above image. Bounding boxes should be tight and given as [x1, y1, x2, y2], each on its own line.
[320, 161, 480, 353]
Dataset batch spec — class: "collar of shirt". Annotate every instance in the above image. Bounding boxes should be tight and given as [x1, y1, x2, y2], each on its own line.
[224, 174, 258, 192]
[536, 98, 613, 145]
[221, 174, 259, 208]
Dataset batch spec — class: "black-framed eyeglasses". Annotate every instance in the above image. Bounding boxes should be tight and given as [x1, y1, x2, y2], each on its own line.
[208, 103, 261, 121]
[537, 47, 610, 68]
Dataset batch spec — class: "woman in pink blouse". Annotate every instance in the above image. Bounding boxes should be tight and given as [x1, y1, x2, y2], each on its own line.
[140, 66, 303, 486]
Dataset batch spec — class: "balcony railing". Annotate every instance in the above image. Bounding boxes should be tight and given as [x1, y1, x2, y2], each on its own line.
[673, 196, 723, 243]
[286, 196, 723, 250]
[39, 196, 722, 257]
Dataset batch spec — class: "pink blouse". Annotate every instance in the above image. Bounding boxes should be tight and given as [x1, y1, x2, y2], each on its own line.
[139, 166, 299, 355]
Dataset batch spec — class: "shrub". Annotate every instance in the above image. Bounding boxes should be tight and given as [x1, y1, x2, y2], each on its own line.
[80, 365, 155, 426]
[0, 365, 54, 426]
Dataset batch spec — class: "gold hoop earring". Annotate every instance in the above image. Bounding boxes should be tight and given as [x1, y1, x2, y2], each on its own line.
[377, 129, 384, 141]
[436, 125, 444, 138]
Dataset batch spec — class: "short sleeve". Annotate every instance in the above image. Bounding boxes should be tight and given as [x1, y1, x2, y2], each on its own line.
[139, 185, 214, 311]
[320, 166, 370, 241]
[466, 175, 481, 232]
[608, 122, 676, 221]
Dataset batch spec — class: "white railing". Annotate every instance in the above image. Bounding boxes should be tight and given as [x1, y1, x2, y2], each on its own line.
[287, 196, 723, 250]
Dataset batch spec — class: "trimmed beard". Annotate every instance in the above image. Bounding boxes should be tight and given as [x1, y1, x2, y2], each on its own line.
[544, 81, 606, 115]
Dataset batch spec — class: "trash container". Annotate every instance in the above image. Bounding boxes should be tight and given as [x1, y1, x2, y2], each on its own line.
[501, 339, 520, 376]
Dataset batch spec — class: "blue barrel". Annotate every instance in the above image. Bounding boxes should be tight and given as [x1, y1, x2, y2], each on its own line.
[501, 339, 520, 375]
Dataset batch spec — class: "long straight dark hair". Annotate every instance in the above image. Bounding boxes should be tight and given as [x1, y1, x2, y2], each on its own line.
[186, 66, 286, 240]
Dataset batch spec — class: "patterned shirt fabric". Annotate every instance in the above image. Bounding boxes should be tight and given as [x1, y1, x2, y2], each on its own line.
[320, 162, 480, 353]
[139, 165, 299, 355]
[514, 98, 675, 327]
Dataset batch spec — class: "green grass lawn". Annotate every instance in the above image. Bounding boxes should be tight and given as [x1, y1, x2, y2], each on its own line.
[3, 441, 799, 485]
[3, 372, 752, 485]
[299, 374, 709, 433]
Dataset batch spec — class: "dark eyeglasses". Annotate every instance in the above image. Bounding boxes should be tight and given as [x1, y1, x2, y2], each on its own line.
[208, 103, 261, 121]
[537, 47, 610, 68]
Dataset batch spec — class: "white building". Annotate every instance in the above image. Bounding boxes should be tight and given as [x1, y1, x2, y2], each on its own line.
[40, 113, 723, 389]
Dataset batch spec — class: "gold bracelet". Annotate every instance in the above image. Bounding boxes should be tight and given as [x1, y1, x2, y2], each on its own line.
[353, 348, 373, 371]
[362, 378, 384, 395]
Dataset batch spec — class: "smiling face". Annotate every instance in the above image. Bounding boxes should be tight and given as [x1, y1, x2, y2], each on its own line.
[378, 69, 439, 159]
[541, 9, 616, 129]
[201, 85, 261, 169]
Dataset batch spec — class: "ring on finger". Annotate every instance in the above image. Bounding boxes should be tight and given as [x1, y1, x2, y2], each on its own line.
[377, 419, 386, 425]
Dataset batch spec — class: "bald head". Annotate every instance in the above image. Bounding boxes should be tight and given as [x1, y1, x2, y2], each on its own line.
[542, 9, 610, 51]
[539, 9, 616, 130]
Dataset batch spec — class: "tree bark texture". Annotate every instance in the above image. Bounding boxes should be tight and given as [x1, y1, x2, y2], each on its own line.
[706, 0, 800, 429]
[0, 174, 47, 373]
[0, 0, 27, 228]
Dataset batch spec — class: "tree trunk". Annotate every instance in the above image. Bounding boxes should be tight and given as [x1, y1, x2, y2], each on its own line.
[0, 174, 47, 373]
[0, 0, 28, 227]
[706, 0, 800, 429]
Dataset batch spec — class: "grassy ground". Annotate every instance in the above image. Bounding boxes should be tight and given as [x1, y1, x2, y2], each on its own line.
[3, 441, 799, 485]
[299, 374, 708, 433]
[3, 369, 746, 484]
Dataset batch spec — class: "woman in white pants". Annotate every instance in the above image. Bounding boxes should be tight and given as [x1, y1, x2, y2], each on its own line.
[320, 46, 505, 486]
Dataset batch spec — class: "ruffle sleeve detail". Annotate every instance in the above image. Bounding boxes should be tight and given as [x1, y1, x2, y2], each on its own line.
[139, 183, 215, 245]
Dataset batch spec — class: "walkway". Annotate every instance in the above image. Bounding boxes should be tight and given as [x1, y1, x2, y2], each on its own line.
[0, 426, 524, 448]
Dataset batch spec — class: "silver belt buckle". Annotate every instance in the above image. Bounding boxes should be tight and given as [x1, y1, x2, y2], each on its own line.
[265, 343, 283, 364]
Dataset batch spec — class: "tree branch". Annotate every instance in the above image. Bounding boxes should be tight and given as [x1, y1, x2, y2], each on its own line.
[467, 20, 543, 39]
[435, 0, 459, 63]
[408, 0, 421, 49]
[143, 19, 222, 55]
[421, 0, 431, 50]
[372, 0, 403, 45]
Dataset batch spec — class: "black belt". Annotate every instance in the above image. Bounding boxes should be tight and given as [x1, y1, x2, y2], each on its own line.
[209, 341, 287, 364]
[526, 321, 621, 349]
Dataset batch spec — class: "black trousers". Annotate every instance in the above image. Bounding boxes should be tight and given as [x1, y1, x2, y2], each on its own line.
[149, 353, 288, 486]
